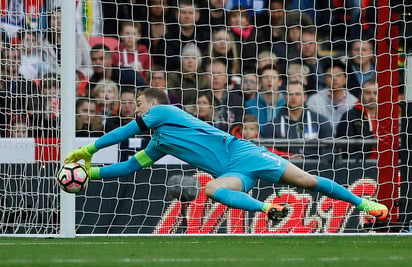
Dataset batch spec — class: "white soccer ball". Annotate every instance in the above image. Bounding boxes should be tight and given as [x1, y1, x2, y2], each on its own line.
[57, 163, 89, 194]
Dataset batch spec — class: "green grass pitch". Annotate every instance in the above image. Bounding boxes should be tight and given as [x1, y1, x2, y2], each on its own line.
[1, 236, 411, 266]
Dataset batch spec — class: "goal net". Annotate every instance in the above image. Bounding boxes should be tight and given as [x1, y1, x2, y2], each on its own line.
[0, 0, 409, 235]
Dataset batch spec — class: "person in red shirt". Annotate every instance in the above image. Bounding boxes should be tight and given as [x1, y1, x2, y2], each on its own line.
[112, 21, 152, 82]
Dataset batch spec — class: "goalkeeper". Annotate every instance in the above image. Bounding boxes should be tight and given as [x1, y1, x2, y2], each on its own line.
[66, 88, 388, 221]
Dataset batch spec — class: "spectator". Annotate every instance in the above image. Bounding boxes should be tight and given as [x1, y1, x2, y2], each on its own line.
[228, 6, 266, 72]
[306, 59, 358, 135]
[146, 65, 180, 105]
[91, 79, 120, 126]
[140, 0, 173, 66]
[241, 70, 259, 103]
[101, 0, 148, 37]
[105, 87, 137, 133]
[202, 0, 227, 27]
[0, 44, 40, 136]
[207, 29, 240, 77]
[258, 0, 285, 74]
[268, 10, 314, 75]
[203, 59, 243, 132]
[112, 21, 151, 81]
[164, 0, 210, 71]
[187, 90, 215, 125]
[346, 39, 376, 98]
[259, 0, 285, 42]
[75, 98, 103, 137]
[18, 29, 52, 80]
[263, 82, 333, 160]
[43, 7, 92, 77]
[34, 73, 60, 137]
[7, 114, 31, 138]
[336, 80, 378, 160]
[297, 26, 328, 95]
[225, 0, 268, 26]
[231, 114, 260, 139]
[287, 63, 309, 90]
[168, 43, 206, 109]
[245, 64, 285, 134]
[87, 44, 145, 95]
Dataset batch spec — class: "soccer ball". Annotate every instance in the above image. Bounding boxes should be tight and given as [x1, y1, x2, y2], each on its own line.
[57, 163, 89, 193]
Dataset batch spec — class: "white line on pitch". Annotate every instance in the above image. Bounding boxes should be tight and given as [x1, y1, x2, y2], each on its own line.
[0, 241, 130, 246]
[0, 258, 266, 264]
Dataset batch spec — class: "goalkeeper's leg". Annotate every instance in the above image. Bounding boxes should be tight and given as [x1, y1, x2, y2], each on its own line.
[279, 163, 388, 221]
[205, 176, 287, 221]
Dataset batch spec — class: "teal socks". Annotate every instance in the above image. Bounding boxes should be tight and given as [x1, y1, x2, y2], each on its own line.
[212, 188, 265, 211]
[314, 176, 362, 206]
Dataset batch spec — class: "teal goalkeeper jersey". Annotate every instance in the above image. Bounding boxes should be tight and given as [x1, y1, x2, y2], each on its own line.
[140, 105, 235, 176]
[94, 104, 289, 185]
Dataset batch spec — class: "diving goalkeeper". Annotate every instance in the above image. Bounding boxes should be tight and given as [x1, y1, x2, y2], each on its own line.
[65, 88, 388, 221]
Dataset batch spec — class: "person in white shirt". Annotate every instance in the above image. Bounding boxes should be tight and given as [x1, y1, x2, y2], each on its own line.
[306, 59, 358, 136]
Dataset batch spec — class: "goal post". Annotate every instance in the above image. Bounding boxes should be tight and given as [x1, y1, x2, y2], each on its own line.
[60, 0, 77, 238]
[376, 1, 400, 223]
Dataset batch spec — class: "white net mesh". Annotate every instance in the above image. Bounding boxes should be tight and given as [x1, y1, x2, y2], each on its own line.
[0, 0, 409, 235]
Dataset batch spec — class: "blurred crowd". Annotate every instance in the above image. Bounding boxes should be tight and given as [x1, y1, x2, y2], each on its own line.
[0, 0, 393, 161]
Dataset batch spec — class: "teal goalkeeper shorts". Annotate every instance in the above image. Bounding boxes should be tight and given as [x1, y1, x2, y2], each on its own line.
[218, 138, 289, 192]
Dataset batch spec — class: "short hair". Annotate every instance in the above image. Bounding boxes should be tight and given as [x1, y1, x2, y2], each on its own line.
[258, 50, 279, 64]
[287, 63, 309, 76]
[211, 58, 227, 67]
[301, 26, 316, 36]
[287, 81, 305, 90]
[324, 59, 346, 73]
[139, 88, 170, 105]
[90, 44, 112, 57]
[120, 21, 142, 34]
[76, 98, 94, 111]
[205, 59, 227, 72]
[259, 64, 280, 76]
[146, 65, 166, 81]
[350, 39, 374, 52]
[120, 86, 136, 96]
[243, 114, 258, 124]
[229, 5, 251, 23]
[362, 79, 377, 88]
[179, 0, 197, 7]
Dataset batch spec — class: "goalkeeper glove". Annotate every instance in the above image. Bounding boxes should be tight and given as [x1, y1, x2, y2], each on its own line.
[64, 143, 98, 173]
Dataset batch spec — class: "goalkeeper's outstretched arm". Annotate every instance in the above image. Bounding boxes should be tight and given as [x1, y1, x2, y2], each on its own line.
[64, 120, 142, 169]
[90, 147, 165, 180]
[94, 120, 141, 150]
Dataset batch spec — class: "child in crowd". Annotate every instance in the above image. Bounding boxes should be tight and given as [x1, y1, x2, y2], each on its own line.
[112, 21, 151, 81]
[231, 114, 259, 139]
